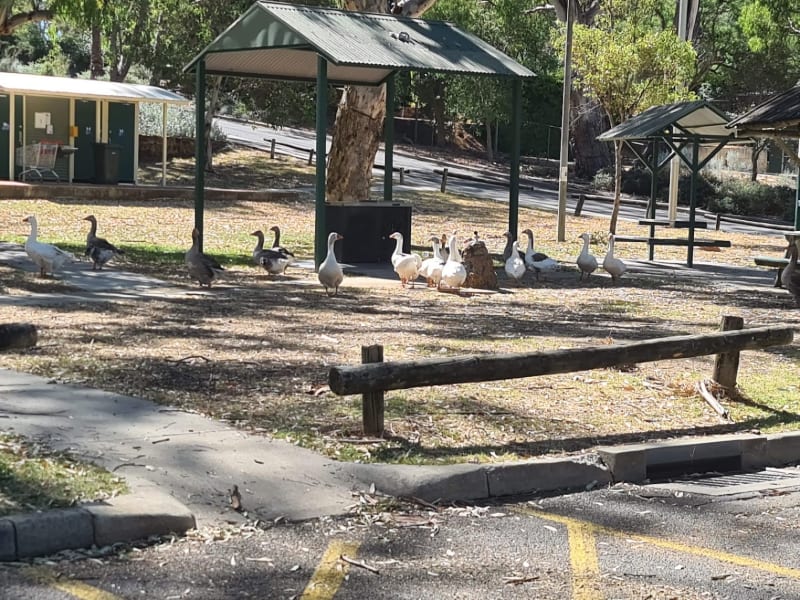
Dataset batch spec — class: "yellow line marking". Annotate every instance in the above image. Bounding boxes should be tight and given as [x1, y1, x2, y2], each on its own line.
[566, 521, 603, 600]
[518, 507, 800, 580]
[300, 539, 360, 600]
[25, 566, 122, 600]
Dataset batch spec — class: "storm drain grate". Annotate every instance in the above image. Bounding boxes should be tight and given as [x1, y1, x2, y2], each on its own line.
[648, 468, 800, 496]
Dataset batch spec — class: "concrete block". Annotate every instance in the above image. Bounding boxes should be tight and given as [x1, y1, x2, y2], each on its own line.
[764, 432, 800, 467]
[86, 492, 195, 547]
[596, 447, 647, 483]
[0, 519, 16, 561]
[741, 435, 769, 470]
[11, 509, 93, 558]
[486, 457, 611, 497]
[353, 463, 489, 502]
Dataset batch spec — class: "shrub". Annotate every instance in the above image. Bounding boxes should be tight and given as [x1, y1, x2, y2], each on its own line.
[139, 104, 226, 141]
[593, 169, 613, 191]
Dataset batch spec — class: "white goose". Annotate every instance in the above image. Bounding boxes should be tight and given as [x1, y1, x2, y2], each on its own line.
[318, 232, 344, 296]
[603, 233, 627, 282]
[504, 236, 526, 285]
[389, 231, 422, 288]
[521, 228, 558, 280]
[439, 233, 467, 289]
[418, 235, 446, 287]
[22, 215, 74, 277]
[577, 232, 598, 280]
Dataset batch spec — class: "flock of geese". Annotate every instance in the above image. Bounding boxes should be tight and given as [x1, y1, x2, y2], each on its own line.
[385, 229, 627, 290]
[17, 215, 800, 305]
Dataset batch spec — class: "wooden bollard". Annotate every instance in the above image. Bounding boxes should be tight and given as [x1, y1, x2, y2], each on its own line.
[573, 193, 586, 217]
[361, 344, 385, 436]
[307, 149, 315, 166]
[715, 213, 722, 231]
[399, 169, 405, 185]
[440, 168, 448, 193]
[713, 315, 744, 388]
[269, 139, 276, 159]
[0, 323, 37, 350]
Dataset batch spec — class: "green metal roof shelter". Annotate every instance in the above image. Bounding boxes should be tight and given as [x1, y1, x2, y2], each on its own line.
[184, 1, 535, 264]
[598, 100, 746, 266]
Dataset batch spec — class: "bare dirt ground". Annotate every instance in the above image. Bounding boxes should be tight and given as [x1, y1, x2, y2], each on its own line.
[0, 147, 798, 465]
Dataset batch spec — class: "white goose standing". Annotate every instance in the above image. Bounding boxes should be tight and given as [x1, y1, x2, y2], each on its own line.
[318, 232, 344, 296]
[418, 235, 446, 287]
[439, 233, 467, 289]
[22, 215, 73, 277]
[603, 233, 627, 282]
[577, 232, 598, 280]
[389, 231, 422, 288]
[504, 234, 526, 285]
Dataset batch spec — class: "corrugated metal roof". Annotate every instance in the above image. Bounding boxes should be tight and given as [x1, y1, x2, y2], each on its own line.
[0, 72, 189, 104]
[727, 86, 800, 135]
[598, 101, 735, 142]
[185, 1, 535, 84]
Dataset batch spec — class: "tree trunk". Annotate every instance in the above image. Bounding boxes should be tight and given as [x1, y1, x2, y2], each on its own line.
[326, 85, 386, 203]
[571, 91, 611, 178]
[326, 0, 439, 203]
[90, 23, 104, 79]
[609, 139, 622, 234]
[750, 140, 766, 182]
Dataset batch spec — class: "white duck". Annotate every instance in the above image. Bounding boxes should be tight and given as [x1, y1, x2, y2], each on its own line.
[22, 215, 74, 277]
[389, 231, 422, 288]
[577, 233, 598, 281]
[521, 228, 558, 280]
[318, 231, 344, 296]
[418, 235, 446, 287]
[439, 233, 467, 289]
[603, 233, 627, 282]
[504, 236, 526, 285]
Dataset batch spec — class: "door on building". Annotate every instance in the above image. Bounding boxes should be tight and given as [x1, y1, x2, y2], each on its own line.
[0, 95, 9, 180]
[74, 100, 96, 182]
[108, 102, 135, 183]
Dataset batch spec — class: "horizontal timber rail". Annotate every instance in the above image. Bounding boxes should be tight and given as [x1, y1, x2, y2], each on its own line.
[329, 326, 793, 396]
[331, 323, 794, 435]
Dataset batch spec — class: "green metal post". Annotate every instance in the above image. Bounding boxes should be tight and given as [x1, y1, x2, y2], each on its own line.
[384, 73, 395, 203]
[315, 56, 328, 269]
[687, 140, 698, 267]
[509, 78, 521, 239]
[194, 58, 206, 250]
[795, 165, 800, 230]
[648, 140, 658, 260]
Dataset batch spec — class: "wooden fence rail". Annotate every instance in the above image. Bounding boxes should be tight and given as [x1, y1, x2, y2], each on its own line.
[329, 323, 795, 435]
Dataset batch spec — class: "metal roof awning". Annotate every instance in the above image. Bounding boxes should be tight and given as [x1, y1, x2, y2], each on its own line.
[598, 100, 741, 143]
[0, 72, 189, 104]
[727, 86, 800, 138]
[184, 0, 536, 85]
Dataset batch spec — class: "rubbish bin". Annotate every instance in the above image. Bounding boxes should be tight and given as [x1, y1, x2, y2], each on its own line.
[93, 142, 121, 184]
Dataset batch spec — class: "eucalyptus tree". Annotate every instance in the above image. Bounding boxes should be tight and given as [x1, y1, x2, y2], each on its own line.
[569, 0, 696, 232]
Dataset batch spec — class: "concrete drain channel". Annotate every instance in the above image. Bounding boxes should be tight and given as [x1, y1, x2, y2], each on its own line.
[648, 467, 800, 496]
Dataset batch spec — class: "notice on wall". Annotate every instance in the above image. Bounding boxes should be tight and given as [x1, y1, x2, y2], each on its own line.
[34, 112, 51, 129]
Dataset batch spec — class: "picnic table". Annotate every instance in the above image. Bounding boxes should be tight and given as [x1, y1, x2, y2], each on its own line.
[614, 218, 730, 262]
[752, 231, 800, 287]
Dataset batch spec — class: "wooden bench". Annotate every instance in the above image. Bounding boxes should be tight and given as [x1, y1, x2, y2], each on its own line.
[753, 255, 790, 288]
[638, 219, 709, 229]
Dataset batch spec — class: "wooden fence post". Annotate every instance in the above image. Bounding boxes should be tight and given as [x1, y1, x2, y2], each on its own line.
[269, 139, 276, 159]
[361, 344, 385, 436]
[713, 315, 744, 388]
[440, 168, 448, 193]
[573, 194, 586, 217]
[307, 149, 315, 166]
[399, 168, 405, 185]
[715, 213, 722, 231]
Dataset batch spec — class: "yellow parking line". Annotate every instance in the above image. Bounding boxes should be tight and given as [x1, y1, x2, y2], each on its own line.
[300, 539, 360, 600]
[519, 507, 800, 581]
[25, 566, 121, 600]
[566, 521, 602, 600]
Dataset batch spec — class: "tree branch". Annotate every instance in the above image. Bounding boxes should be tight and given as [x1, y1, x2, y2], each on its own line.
[0, 9, 53, 36]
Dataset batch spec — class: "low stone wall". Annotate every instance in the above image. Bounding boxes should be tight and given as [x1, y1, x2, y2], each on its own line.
[138, 136, 226, 162]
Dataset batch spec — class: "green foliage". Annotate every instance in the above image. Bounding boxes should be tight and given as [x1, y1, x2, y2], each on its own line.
[139, 103, 227, 141]
[706, 177, 795, 219]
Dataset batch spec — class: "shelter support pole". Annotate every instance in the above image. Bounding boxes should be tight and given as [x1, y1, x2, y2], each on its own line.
[194, 59, 206, 249]
[383, 74, 395, 203]
[162, 103, 168, 186]
[557, 0, 573, 243]
[687, 140, 698, 267]
[8, 93, 14, 179]
[315, 56, 329, 269]
[648, 140, 658, 260]
[796, 140, 800, 230]
[509, 78, 521, 238]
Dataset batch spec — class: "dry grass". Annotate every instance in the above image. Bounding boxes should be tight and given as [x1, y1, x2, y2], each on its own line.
[0, 148, 799, 465]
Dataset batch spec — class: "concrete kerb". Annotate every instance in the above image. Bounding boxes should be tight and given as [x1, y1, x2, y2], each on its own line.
[0, 488, 195, 562]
